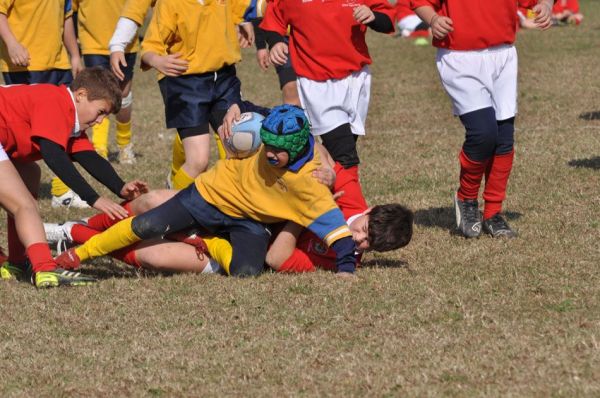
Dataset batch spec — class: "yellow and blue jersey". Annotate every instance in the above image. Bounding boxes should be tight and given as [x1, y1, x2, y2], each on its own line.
[195, 146, 352, 247]
[0, 0, 72, 72]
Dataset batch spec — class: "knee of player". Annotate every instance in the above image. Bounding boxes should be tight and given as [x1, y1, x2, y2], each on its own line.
[229, 258, 265, 277]
[134, 190, 171, 214]
[131, 215, 169, 240]
[460, 108, 499, 160]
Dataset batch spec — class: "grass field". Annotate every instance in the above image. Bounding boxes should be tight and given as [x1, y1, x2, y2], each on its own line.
[1, 3, 600, 396]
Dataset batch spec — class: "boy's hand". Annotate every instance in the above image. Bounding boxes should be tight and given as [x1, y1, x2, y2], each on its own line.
[353, 5, 375, 24]
[120, 180, 149, 200]
[430, 14, 453, 39]
[269, 42, 288, 66]
[70, 56, 84, 78]
[238, 22, 254, 48]
[256, 48, 270, 71]
[7, 41, 30, 66]
[312, 166, 336, 189]
[93, 197, 130, 220]
[110, 51, 127, 81]
[221, 103, 242, 140]
[150, 53, 189, 77]
[533, 0, 553, 30]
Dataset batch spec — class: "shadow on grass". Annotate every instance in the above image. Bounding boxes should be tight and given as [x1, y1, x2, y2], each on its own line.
[414, 206, 523, 232]
[38, 182, 52, 200]
[579, 111, 600, 120]
[361, 258, 410, 270]
[568, 156, 600, 170]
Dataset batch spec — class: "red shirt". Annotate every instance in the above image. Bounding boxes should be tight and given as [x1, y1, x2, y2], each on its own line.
[553, 0, 579, 14]
[0, 84, 93, 162]
[260, 0, 395, 81]
[410, 0, 517, 50]
[395, 0, 415, 21]
[291, 164, 368, 272]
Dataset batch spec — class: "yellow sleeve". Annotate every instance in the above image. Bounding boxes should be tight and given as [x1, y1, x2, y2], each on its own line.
[121, 0, 154, 25]
[140, 0, 175, 57]
[0, 0, 15, 14]
[231, 0, 251, 24]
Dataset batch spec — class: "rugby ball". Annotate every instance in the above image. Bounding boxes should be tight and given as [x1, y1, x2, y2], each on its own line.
[225, 112, 264, 158]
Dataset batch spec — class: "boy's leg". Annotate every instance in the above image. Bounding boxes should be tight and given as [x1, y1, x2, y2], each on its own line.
[134, 240, 216, 274]
[115, 53, 137, 164]
[228, 225, 270, 277]
[172, 131, 210, 189]
[320, 124, 360, 168]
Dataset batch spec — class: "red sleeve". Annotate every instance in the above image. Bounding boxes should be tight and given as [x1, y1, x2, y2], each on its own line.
[259, 0, 288, 36]
[333, 163, 368, 219]
[365, 0, 396, 21]
[66, 131, 95, 154]
[277, 248, 316, 273]
[410, 0, 440, 11]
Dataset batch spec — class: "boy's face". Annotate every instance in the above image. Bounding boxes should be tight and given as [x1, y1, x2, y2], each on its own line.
[349, 208, 372, 252]
[74, 88, 111, 130]
[264, 145, 290, 168]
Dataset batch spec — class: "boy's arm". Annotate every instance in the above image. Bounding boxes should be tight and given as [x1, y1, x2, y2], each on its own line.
[0, 12, 30, 66]
[412, 3, 452, 39]
[265, 222, 304, 270]
[38, 139, 129, 219]
[63, 16, 83, 78]
[109, 17, 139, 80]
[532, 0, 554, 29]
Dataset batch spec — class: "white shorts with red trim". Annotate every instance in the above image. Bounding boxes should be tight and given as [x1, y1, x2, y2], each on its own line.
[0, 143, 8, 162]
[297, 66, 371, 136]
[436, 44, 518, 120]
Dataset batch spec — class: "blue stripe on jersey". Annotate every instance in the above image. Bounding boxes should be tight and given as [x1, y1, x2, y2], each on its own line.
[65, 0, 72, 13]
[307, 208, 348, 242]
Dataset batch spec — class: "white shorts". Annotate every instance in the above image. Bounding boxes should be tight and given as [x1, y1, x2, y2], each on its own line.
[297, 66, 371, 136]
[436, 45, 518, 120]
[0, 143, 8, 162]
[397, 15, 423, 35]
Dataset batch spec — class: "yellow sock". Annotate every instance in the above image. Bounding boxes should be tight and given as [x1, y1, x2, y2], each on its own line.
[92, 118, 110, 158]
[75, 217, 140, 261]
[50, 177, 70, 197]
[214, 132, 226, 160]
[116, 120, 132, 147]
[171, 167, 195, 190]
[204, 236, 233, 275]
[171, 134, 186, 179]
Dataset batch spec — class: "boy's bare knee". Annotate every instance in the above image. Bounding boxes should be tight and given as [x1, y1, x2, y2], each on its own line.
[133, 190, 175, 214]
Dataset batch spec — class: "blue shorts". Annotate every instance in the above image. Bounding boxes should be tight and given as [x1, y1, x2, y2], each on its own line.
[158, 65, 241, 135]
[2, 69, 73, 85]
[83, 53, 137, 83]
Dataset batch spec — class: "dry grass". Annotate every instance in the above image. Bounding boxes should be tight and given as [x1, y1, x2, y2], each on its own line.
[1, 2, 600, 396]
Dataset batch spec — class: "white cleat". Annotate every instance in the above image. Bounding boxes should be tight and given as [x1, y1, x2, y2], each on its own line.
[51, 190, 90, 209]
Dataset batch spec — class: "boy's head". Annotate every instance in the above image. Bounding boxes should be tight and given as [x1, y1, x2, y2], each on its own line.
[349, 204, 414, 252]
[70, 67, 122, 130]
[260, 104, 314, 171]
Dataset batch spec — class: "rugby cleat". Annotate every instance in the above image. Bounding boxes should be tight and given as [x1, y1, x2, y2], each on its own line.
[44, 221, 81, 253]
[34, 268, 97, 288]
[454, 192, 482, 238]
[482, 213, 517, 238]
[54, 248, 82, 270]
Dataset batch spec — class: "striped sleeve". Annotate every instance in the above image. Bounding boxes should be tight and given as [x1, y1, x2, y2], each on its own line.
[307, 208, 352, 247]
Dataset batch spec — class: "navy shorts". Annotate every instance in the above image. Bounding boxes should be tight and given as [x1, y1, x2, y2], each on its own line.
[158, 65, 242, 136]
[274, 38, 296, 89]
[2, 69, 73, 85]
[83, 53, 137, 83]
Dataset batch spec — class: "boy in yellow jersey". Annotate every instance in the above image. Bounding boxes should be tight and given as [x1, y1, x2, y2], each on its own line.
[0, 0, 91, 209]
[74, 0, 139, 165]
[140, 0, 253, 190]
[56, 105, 358, 277]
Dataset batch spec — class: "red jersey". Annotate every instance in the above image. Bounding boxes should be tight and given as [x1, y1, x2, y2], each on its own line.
[0, 84, 93, 162]
[553, 0, 579, 14]
[260, 0, 395, 81]
[281, 164, 368, 272]
[395, 0, 415, 21]
[410, 0, 517, 50]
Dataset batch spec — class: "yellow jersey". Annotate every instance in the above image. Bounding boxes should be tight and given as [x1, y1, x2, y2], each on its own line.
[74, 0, 138, 55]
[141, 0, 249, 78]
[121, 0, 155, 26]
[0, 0, 72, 72]
[196, 147, 352, 247]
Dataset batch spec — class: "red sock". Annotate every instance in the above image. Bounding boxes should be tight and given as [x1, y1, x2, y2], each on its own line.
[112, 244, 141, 268]
[86, 202, 133, 231]
[483, 150, 514, 220]
[277, 248, 315, 273]
[26, 242, 56, 272]
[457, 150, 488, 201]
[71, 224, 102, 244]
[7, 217, 26, 264]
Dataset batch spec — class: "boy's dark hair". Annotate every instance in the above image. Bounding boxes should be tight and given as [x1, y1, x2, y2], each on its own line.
[368, 204, 414, 252]
[70, 67, 122, 114]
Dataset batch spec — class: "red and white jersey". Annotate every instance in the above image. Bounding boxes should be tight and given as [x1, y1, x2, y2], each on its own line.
[410, 0, 518, 50]
[0, 84, 93, 162]
[295, 164, 368, 271]
[260, 0, 394, 81]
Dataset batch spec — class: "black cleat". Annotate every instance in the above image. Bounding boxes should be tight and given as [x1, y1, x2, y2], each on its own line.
[482, 213, 517, 238]
[454, 192, 482, 238]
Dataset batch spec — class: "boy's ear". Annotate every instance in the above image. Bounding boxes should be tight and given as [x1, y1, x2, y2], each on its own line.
[74, 87, 89, 102]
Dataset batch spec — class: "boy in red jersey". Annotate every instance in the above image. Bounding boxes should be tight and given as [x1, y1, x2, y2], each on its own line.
[260, 0, 395, 181]
[410, 0, 553, 238]
[552, 0, 583, 25]
[0, 67, 147, 287]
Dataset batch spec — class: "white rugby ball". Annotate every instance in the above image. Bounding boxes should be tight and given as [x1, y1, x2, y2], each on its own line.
[225, 112, 265, 158]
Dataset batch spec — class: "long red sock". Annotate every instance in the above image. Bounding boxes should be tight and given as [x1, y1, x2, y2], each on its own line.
[483, 150, 515, 220]
[7, 217, 26, 264]
[111, 245, 142, 268]
[86, 202, 133, 231]
[457, 150, 488, 201]
[71, 224, 103, 244]
[68, 224, 141, 268]
[26, 242, 56, 272]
